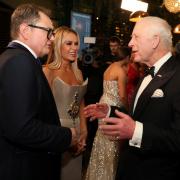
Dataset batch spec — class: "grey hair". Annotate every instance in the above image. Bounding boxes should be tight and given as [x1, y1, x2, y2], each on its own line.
[10, 3, 50, 39]
[140, 16, 173, 51]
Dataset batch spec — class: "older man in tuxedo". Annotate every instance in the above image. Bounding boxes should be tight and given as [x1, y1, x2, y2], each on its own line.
[84, 16, 180, 180]
[0, 3, 77, 180]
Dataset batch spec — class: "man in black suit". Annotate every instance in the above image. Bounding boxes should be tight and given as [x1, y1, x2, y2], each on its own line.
[84, 16, 180, 180]
[0, 4, 77, 180]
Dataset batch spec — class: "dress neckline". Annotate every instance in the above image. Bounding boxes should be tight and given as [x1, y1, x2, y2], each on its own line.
[104, 80, 117, 83]
[53, 76, 88, 87]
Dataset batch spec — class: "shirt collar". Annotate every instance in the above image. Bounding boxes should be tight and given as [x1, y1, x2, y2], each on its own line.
[153, 52, 172, 75]
[12, 40, 37, 59]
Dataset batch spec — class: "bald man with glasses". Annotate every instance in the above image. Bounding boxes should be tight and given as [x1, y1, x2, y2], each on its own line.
[0, 3, 77, 180]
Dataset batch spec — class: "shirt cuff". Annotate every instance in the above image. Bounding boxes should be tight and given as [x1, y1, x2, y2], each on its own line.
[106, 105, 111, 117]
[129, 121, 143, 148]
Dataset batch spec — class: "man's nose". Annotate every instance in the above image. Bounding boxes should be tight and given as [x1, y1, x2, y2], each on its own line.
[128, 39, 133, 48]
[49, 33, 55, 41]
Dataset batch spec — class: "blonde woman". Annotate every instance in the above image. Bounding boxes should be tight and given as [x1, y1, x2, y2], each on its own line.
[43, 26, 87, 180]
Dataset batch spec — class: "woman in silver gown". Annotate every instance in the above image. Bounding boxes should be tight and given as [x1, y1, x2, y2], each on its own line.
[43, 26, 87, 180]
[85, 49, 130, 180]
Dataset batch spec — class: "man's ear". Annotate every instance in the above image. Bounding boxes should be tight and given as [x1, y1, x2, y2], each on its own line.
[19, 23, 30, 40]
[152, 35, 160, 49]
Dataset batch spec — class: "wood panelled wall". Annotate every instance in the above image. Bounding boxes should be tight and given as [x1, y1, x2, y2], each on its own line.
[0, 7, 12, 54]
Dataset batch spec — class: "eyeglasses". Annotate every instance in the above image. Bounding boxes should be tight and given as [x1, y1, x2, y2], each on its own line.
[28, 24, 54, 40]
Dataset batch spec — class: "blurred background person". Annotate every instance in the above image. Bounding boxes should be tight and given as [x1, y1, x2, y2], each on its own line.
[43, 26, 87, 180]
[103, 36, 123, 65]
[85, 46, 130, 180]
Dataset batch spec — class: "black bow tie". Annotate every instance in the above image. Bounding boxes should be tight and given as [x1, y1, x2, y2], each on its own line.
[144, 66, 155, 77]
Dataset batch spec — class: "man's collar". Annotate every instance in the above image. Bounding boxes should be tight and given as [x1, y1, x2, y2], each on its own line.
[12, 40, 37, 59]
[153, 52, 172, 75]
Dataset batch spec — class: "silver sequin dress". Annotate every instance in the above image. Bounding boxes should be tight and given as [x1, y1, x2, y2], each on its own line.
[85, 80, 123, 180]
[52, 77, 87, 180]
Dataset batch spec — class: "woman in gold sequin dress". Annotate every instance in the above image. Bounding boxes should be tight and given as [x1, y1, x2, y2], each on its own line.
[43, 26, 87, 180]
[85, 47, 130, 180]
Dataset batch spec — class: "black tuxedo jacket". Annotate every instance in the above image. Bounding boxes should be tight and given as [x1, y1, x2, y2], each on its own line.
[114, 56, 180, 180]
[0, 42, 71, 180]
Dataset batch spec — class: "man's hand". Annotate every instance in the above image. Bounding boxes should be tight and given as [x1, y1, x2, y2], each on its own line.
[69, 128, 87, 156]
[76, 129, 87, 155]
[100, 110, 135, 140]
[84, 103, 109, 121]
[70, 128, 78, 147]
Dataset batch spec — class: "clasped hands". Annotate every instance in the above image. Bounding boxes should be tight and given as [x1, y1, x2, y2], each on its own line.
[70, 128, 87, 156]
[84, 103, 135, 140]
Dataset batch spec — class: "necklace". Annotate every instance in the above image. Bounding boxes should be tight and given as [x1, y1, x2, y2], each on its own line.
[67, 91, 79, 127]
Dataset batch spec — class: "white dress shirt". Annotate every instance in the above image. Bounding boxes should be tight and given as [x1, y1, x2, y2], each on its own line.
[129, 52, 172, 148]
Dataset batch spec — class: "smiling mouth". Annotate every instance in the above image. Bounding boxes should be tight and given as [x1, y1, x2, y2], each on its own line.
[69, 53, 76, 56]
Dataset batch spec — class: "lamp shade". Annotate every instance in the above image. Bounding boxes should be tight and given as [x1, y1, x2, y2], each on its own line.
[174, 24, 180, 34]
[164, 0, 180, 13]
[129, 11, 149, 22]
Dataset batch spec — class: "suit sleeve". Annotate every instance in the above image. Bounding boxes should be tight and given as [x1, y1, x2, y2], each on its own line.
[0, 54, 71, 153]
[110, 105, 128, 117]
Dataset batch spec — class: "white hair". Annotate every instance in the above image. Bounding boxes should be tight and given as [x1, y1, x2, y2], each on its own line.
[139, 16, 173, 51]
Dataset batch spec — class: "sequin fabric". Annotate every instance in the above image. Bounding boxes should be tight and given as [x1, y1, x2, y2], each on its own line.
[85, 80, 123, 180]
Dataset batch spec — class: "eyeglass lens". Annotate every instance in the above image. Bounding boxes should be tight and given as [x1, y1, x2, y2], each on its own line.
[28, 24, 54, 40]
[47, 30, 54, 40]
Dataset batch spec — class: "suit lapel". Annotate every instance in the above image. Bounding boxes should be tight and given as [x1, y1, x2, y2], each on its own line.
[133, 57, 177, 117]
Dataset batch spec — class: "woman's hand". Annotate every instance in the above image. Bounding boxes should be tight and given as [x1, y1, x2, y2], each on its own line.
[84, 103, 109, 121]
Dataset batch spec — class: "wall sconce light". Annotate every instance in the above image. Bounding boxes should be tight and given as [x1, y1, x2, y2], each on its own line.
[129, 11, 149, 22]
[164, 0, 180, 13]
[173, 24, 180, 34]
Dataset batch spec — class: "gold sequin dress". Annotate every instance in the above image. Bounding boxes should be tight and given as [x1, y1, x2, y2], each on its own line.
[85, 80, 123, 180]
[52, 77, 87, 180]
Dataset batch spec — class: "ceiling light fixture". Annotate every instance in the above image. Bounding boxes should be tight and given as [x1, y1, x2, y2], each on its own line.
[121, 0, 148, 12]
[164, 0, 180, 13]
[129, 11, 149, 22]
[173, 24, 180, 33]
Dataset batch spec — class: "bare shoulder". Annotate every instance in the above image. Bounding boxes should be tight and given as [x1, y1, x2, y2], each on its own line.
[111, 62, 125, 72]
[104, 62, 124, 80]
[106, 62, 119, 71]
[42, 65, 49, 75]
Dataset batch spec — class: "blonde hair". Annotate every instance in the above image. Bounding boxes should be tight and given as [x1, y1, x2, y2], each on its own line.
[46, 26, 83, 83]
